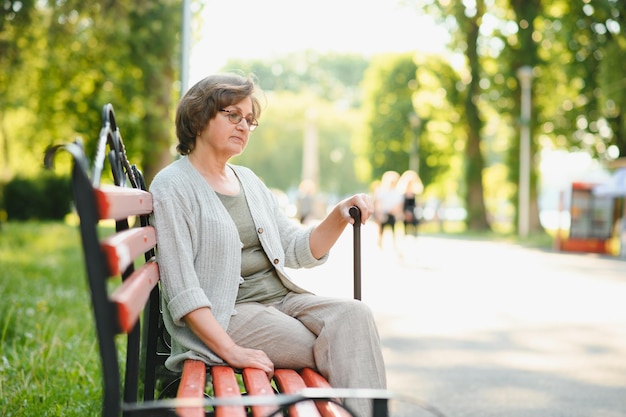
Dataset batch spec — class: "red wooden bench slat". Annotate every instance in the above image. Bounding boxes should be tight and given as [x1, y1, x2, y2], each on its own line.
[300, 368, 331, 388]
[100, 226, 156, 275]
[242, 368, 278, 417]
[94, 185, 153, 220]
[211, 365, 247, 417]
[274, 369, 322, 417]
[110, 260, 159, 334]
[176, 359, 207, 417]
[300, 368, 352, 417]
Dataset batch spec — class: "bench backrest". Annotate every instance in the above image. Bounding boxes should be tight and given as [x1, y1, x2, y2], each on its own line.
[45, 104, 167, 417]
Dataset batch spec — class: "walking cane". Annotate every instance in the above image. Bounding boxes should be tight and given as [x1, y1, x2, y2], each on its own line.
[349, 206, 362, 301]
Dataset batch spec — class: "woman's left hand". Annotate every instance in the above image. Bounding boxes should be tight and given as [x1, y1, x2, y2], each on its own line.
[339, 193, 374, 225]
[310, 193, 374, 259]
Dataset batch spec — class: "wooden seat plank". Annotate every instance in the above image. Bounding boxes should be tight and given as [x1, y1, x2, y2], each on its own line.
[274, 369, 322, 417]
[242, 368, 278, 417]
[300, 368, 352, 417]
[177, 359, 207, 417]
[212, 366, 247, 417]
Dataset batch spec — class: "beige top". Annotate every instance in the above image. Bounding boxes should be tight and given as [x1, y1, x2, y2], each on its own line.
[216, 188, 288, 304]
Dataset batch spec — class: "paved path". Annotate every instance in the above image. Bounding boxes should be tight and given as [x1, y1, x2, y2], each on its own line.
[288, 222, 626, 417]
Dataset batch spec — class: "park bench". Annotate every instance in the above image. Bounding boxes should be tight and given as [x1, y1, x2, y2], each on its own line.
[44, 103, 391, 417]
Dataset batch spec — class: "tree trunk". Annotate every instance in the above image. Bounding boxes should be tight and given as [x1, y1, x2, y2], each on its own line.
[464, 3, 490, 231]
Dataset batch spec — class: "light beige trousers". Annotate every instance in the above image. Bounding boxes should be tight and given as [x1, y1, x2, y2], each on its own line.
[227, 292, 387, 417]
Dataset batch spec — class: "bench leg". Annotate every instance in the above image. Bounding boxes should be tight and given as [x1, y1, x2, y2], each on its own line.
[372, 398, 389, 417]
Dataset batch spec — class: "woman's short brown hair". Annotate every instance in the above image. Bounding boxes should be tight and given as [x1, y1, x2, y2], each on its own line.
[175, 73, 262, 155]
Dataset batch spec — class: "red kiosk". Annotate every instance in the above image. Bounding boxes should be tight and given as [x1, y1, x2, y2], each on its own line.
[559, 181, 616, 254]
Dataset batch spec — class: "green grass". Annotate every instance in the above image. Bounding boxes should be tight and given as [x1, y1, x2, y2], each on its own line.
[0, 222, 101, 417]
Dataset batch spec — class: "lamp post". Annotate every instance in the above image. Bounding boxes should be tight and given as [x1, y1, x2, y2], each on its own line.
[302, 109, 319, 188]
[409, 112, 421, 175]
[517, 66, 533, 238]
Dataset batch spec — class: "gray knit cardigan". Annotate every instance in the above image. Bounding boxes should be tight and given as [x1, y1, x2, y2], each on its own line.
[149, 157, 328, 371]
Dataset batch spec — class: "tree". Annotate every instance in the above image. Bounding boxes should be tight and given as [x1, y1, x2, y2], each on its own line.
[413, 54, 467, 207]
[225, 52, 374, 196]
[1, 1, 184, 184]
[540, 1, 625, 159]
[492, 0, 543, 233]
[361, 53, 419, 178]
[0, 0, 37, 177]
[459, 0, 491, 230]
[412, 0, 491, 230]
[225, 51, 369, 108]
[232, 91, 368, 197]
[124, 0, 182, 184]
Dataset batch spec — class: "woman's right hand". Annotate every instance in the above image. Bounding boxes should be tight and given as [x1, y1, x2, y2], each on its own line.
[184, 307, 275, 378]
[224, 345, 274, 379]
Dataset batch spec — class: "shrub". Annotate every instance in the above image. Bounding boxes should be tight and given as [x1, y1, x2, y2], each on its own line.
[3, 174, 72, 220]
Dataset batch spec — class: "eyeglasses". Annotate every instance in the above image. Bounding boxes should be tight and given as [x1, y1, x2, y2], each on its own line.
[219, 109, 258, 132]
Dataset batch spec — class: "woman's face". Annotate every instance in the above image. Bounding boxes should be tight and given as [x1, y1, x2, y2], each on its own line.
[198, 97, 255, 159]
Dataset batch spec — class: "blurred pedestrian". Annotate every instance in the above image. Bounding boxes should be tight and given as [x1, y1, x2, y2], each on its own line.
[296, 178, 316, 224]
[398, 170, 424, 238]
[374, 170, 403, 248]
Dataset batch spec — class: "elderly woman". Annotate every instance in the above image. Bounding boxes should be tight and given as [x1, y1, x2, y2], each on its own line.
[149, 72, 386, 417]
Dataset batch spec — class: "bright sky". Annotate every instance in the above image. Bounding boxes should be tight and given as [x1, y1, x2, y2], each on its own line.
[188, 0, 449, 85]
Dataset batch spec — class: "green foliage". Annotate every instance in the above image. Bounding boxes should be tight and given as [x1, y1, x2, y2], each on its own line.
[232, 91, 368, 196]
[362, 53, 415, 175]
[123, 1, 181, 183]
[225, 51, 370, 108]
[218, 53, 376, 196]
[0, 1, 182, 187]
[3, 174, 72, 221]
[413, 54, 466, 192]
[0, 1, 36, 95]
[2, 0, 626, 235]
